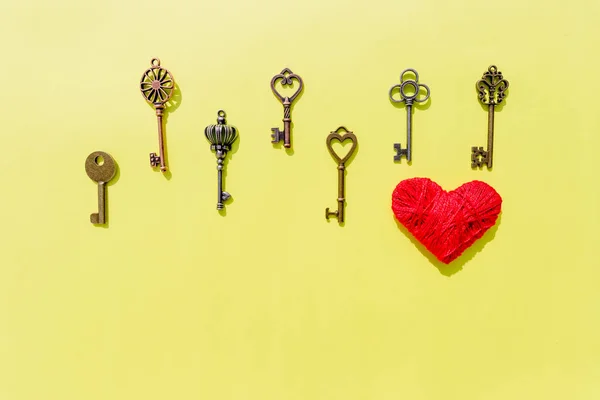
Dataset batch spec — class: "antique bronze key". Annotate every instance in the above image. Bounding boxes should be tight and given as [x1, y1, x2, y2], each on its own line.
[389, 68, 430, 162]
[325, 127, 358, 224]
[472, 65, 509, 168]
[140, 58, 175, 172]
[205, 110, 238, 210]
[85, 151, 116, 225]
[270, 68, 303, 148]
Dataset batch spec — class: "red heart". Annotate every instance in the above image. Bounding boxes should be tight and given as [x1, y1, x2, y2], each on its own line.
[392, 178, 502, 264]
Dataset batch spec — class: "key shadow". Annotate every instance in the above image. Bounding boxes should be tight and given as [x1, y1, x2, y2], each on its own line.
[270, 79, 305, 155]
[325, 139, 359, 228]
[392, 213, 502, 276]
[146, 83, 182, 180]
[389, 80, 431, 166]
[91, 159, 121, 229]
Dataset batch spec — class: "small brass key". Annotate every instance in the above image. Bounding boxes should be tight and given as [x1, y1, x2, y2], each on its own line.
[389, 68, 430, 162]
[325, 127, 358, 224]
[270, 68, 303, 149]
[85, 151, 116, 225]
[140, 58, 175, 172]
[472, 65, 509, 169]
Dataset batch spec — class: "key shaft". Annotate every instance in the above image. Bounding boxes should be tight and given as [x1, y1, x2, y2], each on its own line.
[282, 102, 291, 148]
[335, 165, 346, 223]
[486, 104, 494, 168]
[153, 105, 167, 172]
[405, 104, 413, 161]
[91, 182, 106, 224]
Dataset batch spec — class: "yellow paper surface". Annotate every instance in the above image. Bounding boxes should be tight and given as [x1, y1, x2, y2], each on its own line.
[0, 0, 599, 399]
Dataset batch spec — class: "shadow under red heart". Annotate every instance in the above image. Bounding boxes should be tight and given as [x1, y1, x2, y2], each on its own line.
[392, 178, 502, 264]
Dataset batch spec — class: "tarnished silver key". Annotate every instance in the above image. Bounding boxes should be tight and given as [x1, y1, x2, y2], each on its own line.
[389, 69, 430, 162]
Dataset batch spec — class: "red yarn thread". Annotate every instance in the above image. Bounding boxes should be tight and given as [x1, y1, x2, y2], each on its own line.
[392, 178, 502, 264]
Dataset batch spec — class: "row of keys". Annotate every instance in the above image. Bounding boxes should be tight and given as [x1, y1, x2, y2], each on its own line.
[388, 65, 509, 167]
[87, 61, 509, 226]
[140, 59, 509, 172]
[85, 125, 358, 226]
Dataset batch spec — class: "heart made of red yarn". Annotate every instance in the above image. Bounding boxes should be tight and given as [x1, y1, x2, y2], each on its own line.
[392, 178, 502, 264]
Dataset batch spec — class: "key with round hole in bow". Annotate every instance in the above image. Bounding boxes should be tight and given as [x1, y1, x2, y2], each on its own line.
[472, 65, 509, 169]
[140, 58, 175, 172]
[389, 69, 430, 163]
[85, 151, 116, 225]
[270, 68, 303, 149]
[325, 127, 358, 224]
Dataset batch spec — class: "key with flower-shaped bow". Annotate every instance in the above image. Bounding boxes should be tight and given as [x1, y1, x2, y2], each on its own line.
[270, 68, 304, 149]
[140, 58, 175, 172]
[472, 65, 509, 169]
[389, 69, 430, 162]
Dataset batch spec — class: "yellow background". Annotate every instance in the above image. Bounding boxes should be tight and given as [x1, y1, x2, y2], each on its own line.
[1, 0, 599, 399]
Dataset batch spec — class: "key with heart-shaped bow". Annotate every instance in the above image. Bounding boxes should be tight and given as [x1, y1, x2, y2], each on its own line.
[472, 65, 509, 169]
[325, 127, 358, 224]
[270, 68, 303, 149]
[389, 68, 430, 163]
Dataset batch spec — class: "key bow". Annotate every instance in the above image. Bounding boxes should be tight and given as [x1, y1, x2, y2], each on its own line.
[476, 65, 509, 106]
[270, 68, 304, 103]
[389, 68, 430, 106]
[326, 126, 358, 165]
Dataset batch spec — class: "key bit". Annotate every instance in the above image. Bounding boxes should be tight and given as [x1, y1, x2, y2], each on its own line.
[270, 68, 303, 149]
[473, 65, 509, 169]
[271, 127, 284, 144]
[394, 144, 409, 161]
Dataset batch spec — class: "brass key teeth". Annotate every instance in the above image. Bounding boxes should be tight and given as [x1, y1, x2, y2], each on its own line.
[149, 153, 160, 167]
[471, 146, 488, 168]
[394, 143, 409, 161]
[325, 208, 338, 220]
[271, 127, 283, 143]
[90, 213, 100, 224]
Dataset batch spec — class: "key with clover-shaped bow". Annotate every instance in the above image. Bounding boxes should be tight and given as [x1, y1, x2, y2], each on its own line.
[389, 69, 430, 163]
[472, 65, 509, 169]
